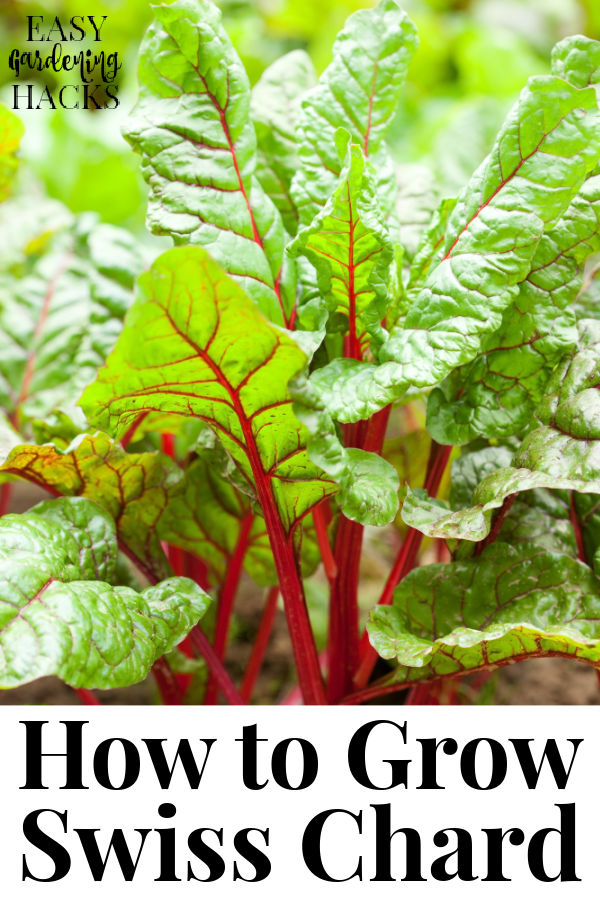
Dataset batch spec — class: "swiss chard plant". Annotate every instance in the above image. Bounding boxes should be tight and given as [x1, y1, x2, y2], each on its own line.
[1, 0, 600, 706]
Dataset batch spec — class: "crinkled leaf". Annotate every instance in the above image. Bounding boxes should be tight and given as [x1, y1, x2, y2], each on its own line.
[427, 173, 600, 444]
[449, 445, 514, 510]
[0, 497, 209, 689]
[291, 0, 418, 225]
[0, 105, 23, 203]
[0, 218, 144, 432]
[551, 34, 600, 92]
[289, 141, 394, 349]
[251, 50, 316, 237]
[81, 246, 335, 535]
[499, 489, 577, 557]
[0, 432, 180, 581]
[402, 476, 581, 556]
[403, 321, 600, 541]
[368, 543, 600, 682]
[124, 0, 294, 325]
[306, 63, 600, 426]
[292, 370, 399, 526]
[535, 318, 600, 431]
[383, 429, 432, 526]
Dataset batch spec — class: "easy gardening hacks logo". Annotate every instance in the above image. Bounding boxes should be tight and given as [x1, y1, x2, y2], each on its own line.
[8, 14, 121, 110]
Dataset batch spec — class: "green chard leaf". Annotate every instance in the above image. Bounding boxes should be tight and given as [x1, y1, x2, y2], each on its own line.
[0, 105, 24, 203]
[407, 196, 458, 293]
[402, 320, 600, 543]
[551, 34, 600, 91]
[291, 0, 418, 225]
[81, 246, 335, 536]
[499, 488, 578, 558]
[292, 378, 400, 526]
[0, 497, 209, 689]
[251, 50, 317, 237]
[0, 218, 145, 432]
[0, 193, 73, 273]
[449, 445, 514, 510]
[426, 172, 600, 445]
[289, 140, 394, 351]
[0, 431, 181, 582]
[123, 0, 294, 325]
[306, 53, 600, 427]
[368, 543, 600, 684]
[291, 40, 600, 524]
[383, 428, 432, 527]
[515, 317, 600, 475]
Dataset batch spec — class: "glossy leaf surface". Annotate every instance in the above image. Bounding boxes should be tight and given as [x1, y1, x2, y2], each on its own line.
[290, 141, 393, 350]
[81, 247, 335, 534]
[0, 498, 209, 689]
[0, 430, 180, 581]
[369, 543, 600, 683]
[291, 0, 418, 224]
[124, 0, 294, 324]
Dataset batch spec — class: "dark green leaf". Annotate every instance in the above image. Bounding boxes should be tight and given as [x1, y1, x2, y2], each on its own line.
[368, 543, 600, 683]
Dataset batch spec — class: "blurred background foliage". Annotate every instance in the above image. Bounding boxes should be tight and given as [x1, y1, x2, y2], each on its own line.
[1, 0, 599, 234]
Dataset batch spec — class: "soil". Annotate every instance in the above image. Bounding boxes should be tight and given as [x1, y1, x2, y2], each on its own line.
[1, 657, 597, 706]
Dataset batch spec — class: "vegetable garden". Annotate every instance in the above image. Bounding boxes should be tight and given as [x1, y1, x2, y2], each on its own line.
[0, 0, 599, 706]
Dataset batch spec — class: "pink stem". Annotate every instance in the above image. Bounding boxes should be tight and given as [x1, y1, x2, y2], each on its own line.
[152, 657, 183, 705]
[74, 688, 100, 706]
[0, 483, 12, 517]
[312, 504, 338, 581]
